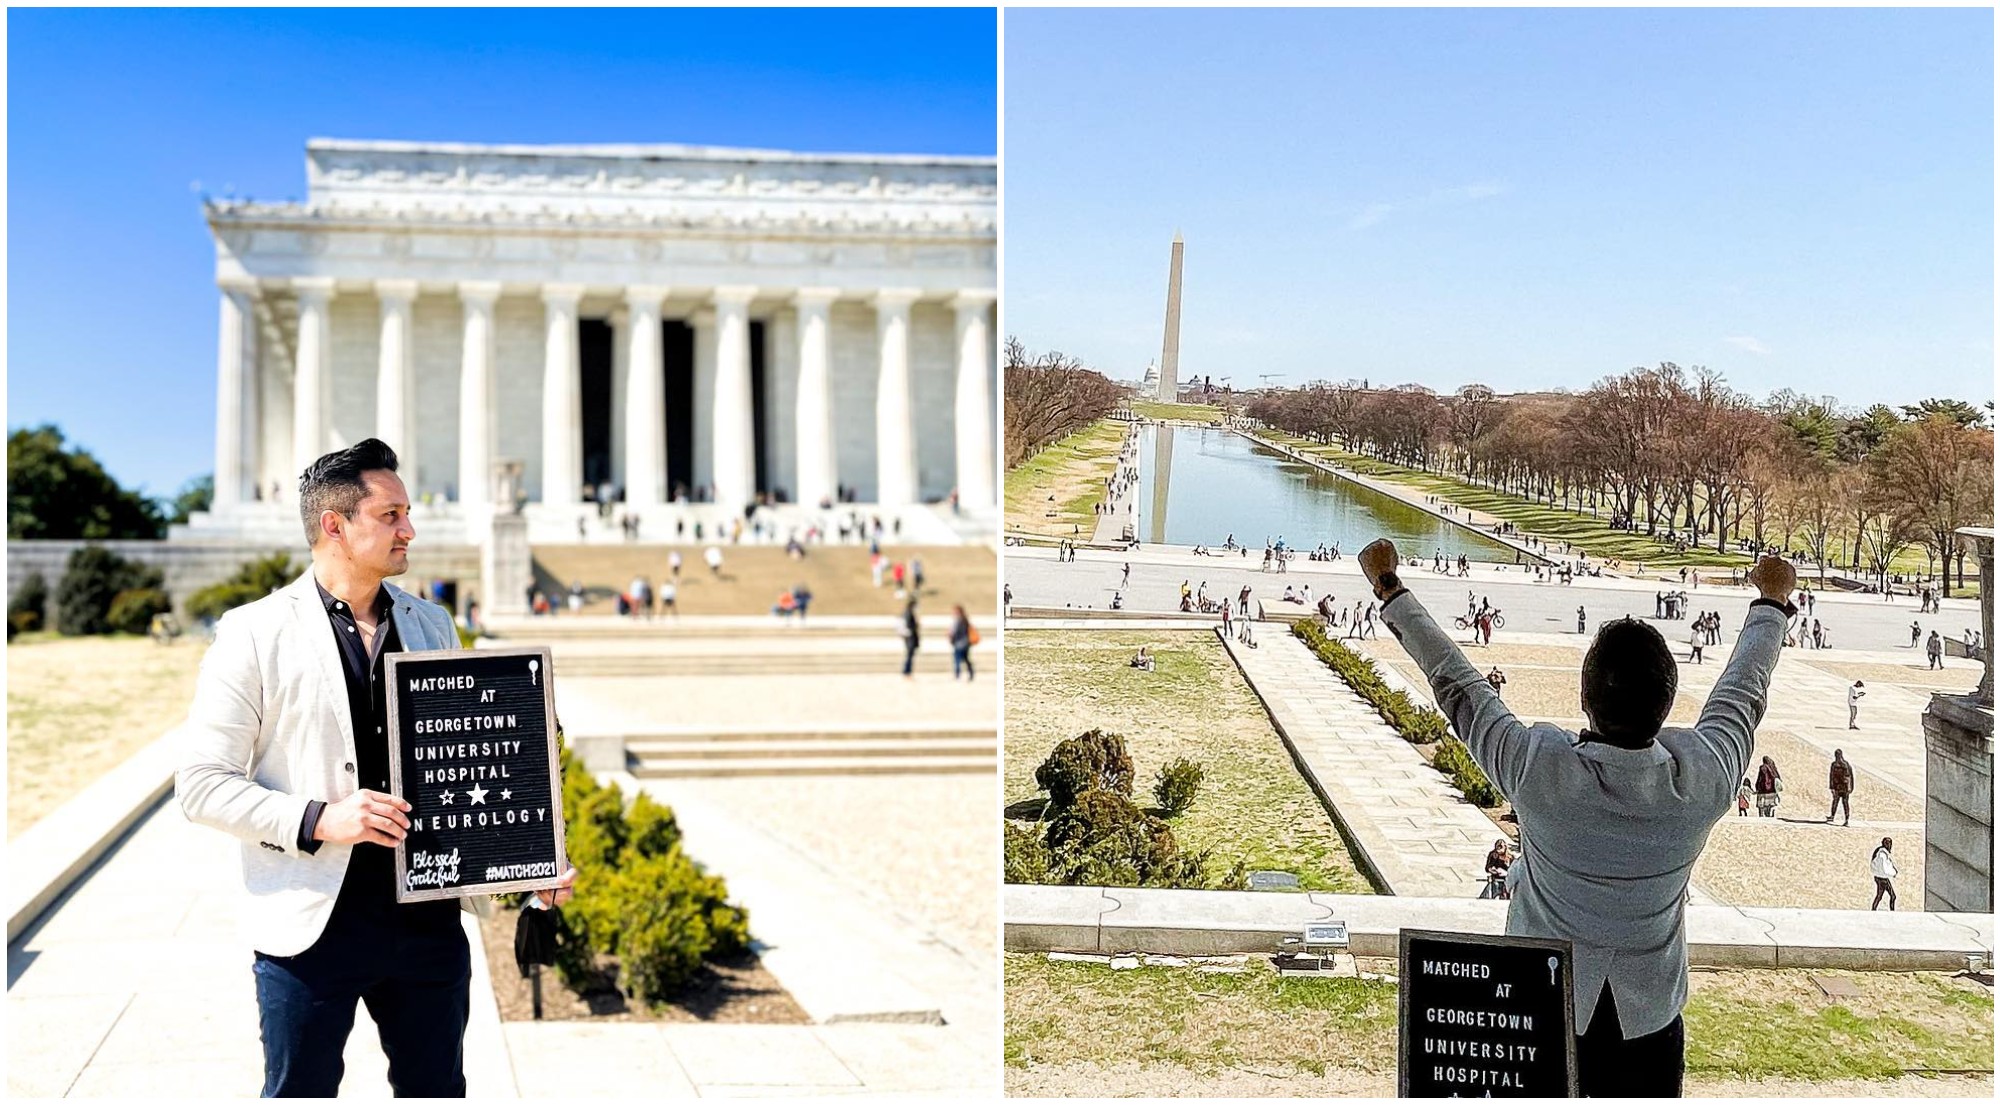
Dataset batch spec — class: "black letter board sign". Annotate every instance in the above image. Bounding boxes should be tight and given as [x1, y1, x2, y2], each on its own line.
[1398, 928, 1577, 1097]
[385, 646, 565, 903]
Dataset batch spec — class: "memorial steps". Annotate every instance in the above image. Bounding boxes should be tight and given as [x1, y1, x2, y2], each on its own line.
[525, 542, 997, 617]
[625, 726, 996, 778]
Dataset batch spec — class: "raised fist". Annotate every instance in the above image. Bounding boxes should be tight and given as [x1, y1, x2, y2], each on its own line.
[1359, 538, 1401, 594]
[1747, 555, 1797, 603]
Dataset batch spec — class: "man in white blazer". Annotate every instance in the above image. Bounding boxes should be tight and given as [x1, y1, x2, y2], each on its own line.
[177, 439, 575, 1096]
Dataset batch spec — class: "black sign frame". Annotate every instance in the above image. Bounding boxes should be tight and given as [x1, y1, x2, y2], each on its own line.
[385, 645, 565, 903]
[1397, 927, 1578, 1098]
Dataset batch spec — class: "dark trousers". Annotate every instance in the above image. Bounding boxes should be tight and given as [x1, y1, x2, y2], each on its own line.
[952, 644, 974, 680]
[253, 886, 469, 1097]
[1872, 877, 1898, 910]
[1576, 981, 1684, 1098]
[1828, 793, 1850, 822]
[902, 640, 918, 675]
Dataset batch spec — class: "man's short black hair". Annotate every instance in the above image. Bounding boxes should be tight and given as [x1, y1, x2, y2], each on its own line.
[299, 438, 400, 545]
[1580, 616, 1677, 746]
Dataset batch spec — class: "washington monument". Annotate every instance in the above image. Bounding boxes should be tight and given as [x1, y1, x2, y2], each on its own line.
[1157, 231, 1184, 402]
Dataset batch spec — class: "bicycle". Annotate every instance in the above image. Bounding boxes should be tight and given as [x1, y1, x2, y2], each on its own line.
[1453, 611, 1505, 631]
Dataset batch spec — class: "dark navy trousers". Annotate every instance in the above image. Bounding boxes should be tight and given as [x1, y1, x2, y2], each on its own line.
[252, 859, 467, 1097]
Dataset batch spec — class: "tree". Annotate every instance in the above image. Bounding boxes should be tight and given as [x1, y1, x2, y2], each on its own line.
[1002, 338, 1123, 468]
[1869, 415, 1995, 596]
[165, 474, 214, 526]
[1898, 398, 1988, 429]
[8, 425, 166, 540]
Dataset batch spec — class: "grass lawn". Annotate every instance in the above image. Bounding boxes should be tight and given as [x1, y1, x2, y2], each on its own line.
[1006, 954, 1994, 1084]
[1006, 419, 1129, 538]
[7, 631, 206, 837]
[1004, 629, 1373, 893]
[1131, 400, 1223, 422]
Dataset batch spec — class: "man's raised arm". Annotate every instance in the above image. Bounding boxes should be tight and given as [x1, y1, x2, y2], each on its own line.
[1361, 539, 1533, 799]
[1692, 556, 1797, 785]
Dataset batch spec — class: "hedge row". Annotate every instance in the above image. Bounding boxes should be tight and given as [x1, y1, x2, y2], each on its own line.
[551, 754, 750, 1005]
[1291, 619, 1502, 808]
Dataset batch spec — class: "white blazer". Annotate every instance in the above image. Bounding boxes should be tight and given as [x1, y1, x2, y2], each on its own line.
[176, 567, 479, 956]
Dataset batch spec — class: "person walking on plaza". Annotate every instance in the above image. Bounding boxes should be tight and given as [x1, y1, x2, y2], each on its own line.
[1870, 837, 1899, 910]
[1736, 777, 1752, 817]
[175, 440, 575, 1097]
[1122, 561, 1131, 588]
[1577, 605, 1587, 635]
[949, 604, 976, 682]
[668, 548, 683, 583]
[1848, 680, 1866, 729]
[1358, 536, 1794, 1097]
[1483, 838, 1513, 900]
[899, 598, 921, 678]
[1688, 621, 1704, 665]
[1927, 630, 1944, 670]
[1911, 619, 1922, 648]
[1754, 755, 1783, 817]
[1826, 750, 1854, 826]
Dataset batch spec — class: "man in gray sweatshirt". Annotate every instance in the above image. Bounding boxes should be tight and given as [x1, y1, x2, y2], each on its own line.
[1358, 538, 1794, 1098]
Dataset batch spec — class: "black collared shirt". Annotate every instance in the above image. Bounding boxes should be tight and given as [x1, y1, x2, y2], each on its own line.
[298, 580, 400, 885]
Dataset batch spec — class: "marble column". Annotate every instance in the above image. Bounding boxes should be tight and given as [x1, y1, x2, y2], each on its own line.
[792, 288, 839, 508]
[952, 290, 998, 509]
[456, 281, 501, 512]
[374, 280, 417, 481]
[212, 279, 258, 510]
[540, 284, 584, 506]
[608, 308, 628, 492]
[624, 286, 670, 507]
[691, 309, 715, 497]
[873, 289, 921, 506]
[290, 277, 335, 479]
[711, 286, 757, 512]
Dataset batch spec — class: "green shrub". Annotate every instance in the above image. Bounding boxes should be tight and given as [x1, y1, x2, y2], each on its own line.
[1039, 788, 1229, 889]
[624, 792, 682, 858]
[1034, 728, 1135, 809]
[564, 785, 630, 872]
[545, 749, 749, 1007]
[1292, 619, 1500, 808]
[1432, 737, 1503, 807]
[1152, 757, 1204, 816]
[9, 572, 49, 634]
[106, 587, 172, 636]
[55, 546, 163, 636]
[185, 551, 297, 622]
[1003, 822, 1053, 884]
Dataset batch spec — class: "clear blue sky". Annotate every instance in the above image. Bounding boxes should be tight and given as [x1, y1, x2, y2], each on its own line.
[7, 7, 996, 499]
[1005, 8, 1993, 408]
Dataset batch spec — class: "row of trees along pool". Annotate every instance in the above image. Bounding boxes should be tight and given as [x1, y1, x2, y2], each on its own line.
[1244, 364, 1993, 594]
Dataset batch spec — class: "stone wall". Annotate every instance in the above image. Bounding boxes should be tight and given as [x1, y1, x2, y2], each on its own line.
[1922, 529, 1994, 914]
[7, 540, 480, 621]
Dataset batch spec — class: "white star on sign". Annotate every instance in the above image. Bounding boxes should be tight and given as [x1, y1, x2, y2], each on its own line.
[466, 783, 489, 806]
[440, 790, 454, 805]
[500, 789, 512, 802]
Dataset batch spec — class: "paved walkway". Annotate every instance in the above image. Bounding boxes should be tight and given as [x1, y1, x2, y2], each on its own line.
[1216, 626, 1498, 898]
[1090, 424, 1140, 546]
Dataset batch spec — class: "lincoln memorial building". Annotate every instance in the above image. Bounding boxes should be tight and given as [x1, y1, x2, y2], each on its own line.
[179, 138, 997, 549]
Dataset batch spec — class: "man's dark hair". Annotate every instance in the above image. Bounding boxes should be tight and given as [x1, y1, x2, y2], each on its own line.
[1580, 617, 1677, 747]
[299, 438, 399, 546]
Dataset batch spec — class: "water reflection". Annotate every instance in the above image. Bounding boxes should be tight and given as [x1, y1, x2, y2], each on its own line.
[1134, 424, 1515, 560]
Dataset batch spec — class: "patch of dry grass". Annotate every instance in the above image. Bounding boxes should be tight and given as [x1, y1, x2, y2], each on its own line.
[7, 633, 205, 837]
[1005, 629, 1371, 893]
[1005, 954, 1993, 1089]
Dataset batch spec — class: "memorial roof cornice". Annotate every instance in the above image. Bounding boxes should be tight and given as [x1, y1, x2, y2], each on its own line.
[202, 202, 996, 241]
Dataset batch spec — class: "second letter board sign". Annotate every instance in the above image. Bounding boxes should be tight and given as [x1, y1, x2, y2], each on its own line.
[385, 646, 565, 903]
[1398, 928, 1577, 1097]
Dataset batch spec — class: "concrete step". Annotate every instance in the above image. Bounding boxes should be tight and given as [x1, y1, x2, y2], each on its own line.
[630, 754, 995, 778]
[626, 737, 994, 761]
[624, 726, 994, 746]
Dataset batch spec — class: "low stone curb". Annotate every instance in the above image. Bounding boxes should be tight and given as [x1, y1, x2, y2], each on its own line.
[6, 731, 178, 943]
[1004, 884, 1995, 971]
